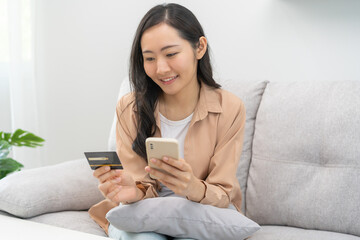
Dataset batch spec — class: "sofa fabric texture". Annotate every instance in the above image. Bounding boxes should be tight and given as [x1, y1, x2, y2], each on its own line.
[246, 82, 360, 237]
[29, 211, 107, 237]
[0, 158, 104, 218]
[250, 226, 360, 240]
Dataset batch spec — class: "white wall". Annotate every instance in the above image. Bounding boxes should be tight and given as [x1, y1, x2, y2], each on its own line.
[29, 0, 360, 167]
[0, 64, 12, 132]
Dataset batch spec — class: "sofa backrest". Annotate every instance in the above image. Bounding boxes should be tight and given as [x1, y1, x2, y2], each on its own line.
[107, 78, 268, 213]
[246, 81, 360, 237]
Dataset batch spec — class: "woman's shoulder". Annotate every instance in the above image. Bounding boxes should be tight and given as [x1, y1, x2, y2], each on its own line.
[210, 87, 245, 113]
[203, 86, 246, 141]
[116, 92, 136, 117]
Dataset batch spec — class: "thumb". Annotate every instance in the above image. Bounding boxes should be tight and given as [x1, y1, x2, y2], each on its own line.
[116, 170, 135, 185]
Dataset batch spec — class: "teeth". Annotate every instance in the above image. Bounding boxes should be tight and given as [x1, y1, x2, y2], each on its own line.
[161, 76, 177, 82]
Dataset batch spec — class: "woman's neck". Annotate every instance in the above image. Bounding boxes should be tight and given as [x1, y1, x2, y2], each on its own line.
[160, 82, 200, 121]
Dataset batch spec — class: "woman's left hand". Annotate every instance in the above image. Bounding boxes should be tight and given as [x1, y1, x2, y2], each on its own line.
[145, 157, 205, 202]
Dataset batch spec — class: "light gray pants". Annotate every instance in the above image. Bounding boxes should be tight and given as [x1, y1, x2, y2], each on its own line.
[108, 224, 194, 240]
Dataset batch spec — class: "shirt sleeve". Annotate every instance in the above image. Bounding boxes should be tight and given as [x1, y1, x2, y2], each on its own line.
[189, 100, 246, 208]
[116, 95, 159, 200]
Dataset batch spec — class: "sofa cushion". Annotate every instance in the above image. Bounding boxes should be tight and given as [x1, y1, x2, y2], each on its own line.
[29, 211, 107, 237]
[246, 81, 360, 237]
[220, 79, 268, 213]
[0, 158, 104, 218]
[106, 196, 260, 240]
[0, 210, 12, 217]
[250, 225, 360, 240]
[107, 78, 269, 213]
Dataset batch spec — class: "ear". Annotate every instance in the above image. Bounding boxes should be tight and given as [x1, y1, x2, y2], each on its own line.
[196, 36, 207, 60]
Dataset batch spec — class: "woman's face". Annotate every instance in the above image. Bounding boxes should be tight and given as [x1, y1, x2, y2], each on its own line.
[141, 23, 203, 98]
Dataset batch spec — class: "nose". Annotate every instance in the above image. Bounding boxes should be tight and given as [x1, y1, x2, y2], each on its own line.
[156, 58, 171, 75]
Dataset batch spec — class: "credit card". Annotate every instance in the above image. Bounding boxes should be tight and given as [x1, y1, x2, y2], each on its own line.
[84, 151, 123, 170]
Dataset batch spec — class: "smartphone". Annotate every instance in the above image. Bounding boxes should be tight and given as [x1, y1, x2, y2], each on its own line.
[145, 137, 179, 179]
[84, 151, 123, 170]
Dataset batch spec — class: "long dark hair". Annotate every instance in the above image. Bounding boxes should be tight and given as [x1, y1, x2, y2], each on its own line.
[130, 3, 221, 160]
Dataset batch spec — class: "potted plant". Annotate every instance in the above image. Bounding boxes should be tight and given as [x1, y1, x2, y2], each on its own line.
[0, 129, 45, 179]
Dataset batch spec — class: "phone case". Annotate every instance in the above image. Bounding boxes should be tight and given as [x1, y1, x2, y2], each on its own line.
[145, 137, 179, 179]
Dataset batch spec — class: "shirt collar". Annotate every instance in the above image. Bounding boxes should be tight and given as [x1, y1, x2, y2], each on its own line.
[155, 82, 222, 131]
[194, 82, 222, 122]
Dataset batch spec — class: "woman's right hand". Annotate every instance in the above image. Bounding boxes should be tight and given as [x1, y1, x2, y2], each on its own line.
[93, 166, 144, 204]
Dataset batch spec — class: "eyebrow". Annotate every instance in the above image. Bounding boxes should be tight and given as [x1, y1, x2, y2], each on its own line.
[142, 45, 179, 54]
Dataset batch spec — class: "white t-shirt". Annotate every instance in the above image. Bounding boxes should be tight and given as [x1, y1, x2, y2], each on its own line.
[159, 112, 193, 159]
[158, 112, 193, 197]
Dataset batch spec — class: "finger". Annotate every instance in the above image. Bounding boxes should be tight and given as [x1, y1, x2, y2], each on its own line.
[158, 174, 183, 187]
[158, 179, 186, 195]
[98, 181, 113, 195]
[93, 166, 111, 178]
[150, 158, 187, 176]
[146, 166, 180, 185]
[149, 159, 178, 177]
[110, 177, 121, 185]
[99, 179, 123, 198]
[113, 171, 135, 185]
[107, 186, 122, 202]
[159, 179, 177, 190]
[98, 170, 122, 184]
[162, 157, 188, 171]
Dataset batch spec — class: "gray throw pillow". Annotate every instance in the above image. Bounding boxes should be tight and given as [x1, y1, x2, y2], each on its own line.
[106, 197, 260, 240]
[219, 79, 269, 214]
[0, 158, 104, 218]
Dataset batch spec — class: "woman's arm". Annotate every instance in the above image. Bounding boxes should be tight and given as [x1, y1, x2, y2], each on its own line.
[115, 94, 159, 201]
[198, 100, 246, 208]
[147, 100, 246, 207]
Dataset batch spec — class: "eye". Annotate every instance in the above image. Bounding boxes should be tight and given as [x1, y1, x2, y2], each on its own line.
[166, 52, 178, 57]
[144, 57, 155, 62]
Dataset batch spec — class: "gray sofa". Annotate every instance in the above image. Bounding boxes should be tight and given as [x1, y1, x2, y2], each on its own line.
[1, 79, 359, 239]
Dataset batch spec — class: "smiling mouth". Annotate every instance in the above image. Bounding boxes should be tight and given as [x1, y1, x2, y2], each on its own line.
[159, 75, 178, 84]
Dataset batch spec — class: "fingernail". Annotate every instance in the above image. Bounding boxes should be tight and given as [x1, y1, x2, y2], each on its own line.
[105, 166, 110, 171]
[163, 157, 168, 161]
[114, 178, 121, 183]
[151, 158, 157, 163]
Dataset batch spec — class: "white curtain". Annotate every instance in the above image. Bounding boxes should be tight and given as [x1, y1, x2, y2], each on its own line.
[1, 0, 42, 168]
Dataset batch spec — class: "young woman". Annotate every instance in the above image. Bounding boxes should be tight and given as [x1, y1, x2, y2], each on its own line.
[89, 3, 246, 240]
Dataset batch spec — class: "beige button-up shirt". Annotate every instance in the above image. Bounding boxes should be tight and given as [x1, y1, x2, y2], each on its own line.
[89, 83, 246, 233]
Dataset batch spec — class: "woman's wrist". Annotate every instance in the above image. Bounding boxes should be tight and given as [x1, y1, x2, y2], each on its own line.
[187, 178, 206, 202]
[125, 186, 145, 204]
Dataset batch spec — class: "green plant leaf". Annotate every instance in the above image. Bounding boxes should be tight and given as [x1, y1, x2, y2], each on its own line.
[9, 129, 45, 148]
[10, 129, 24, 142]
[0, 132, 12, 142]
[0, 129, 44, 179]
[0, 158, 23, 179]
[0, 140, 12, 158]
